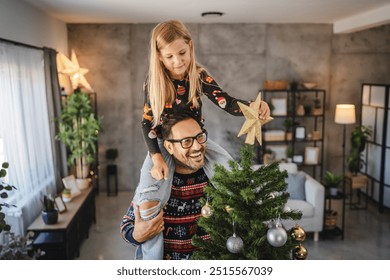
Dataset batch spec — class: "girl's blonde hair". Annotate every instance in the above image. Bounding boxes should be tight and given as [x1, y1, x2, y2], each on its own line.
[148, 20, 202, 127]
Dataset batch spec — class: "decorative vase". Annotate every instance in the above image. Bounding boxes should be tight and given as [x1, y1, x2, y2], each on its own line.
[297, 105, 305, 116]
[42, 210, 58, 225]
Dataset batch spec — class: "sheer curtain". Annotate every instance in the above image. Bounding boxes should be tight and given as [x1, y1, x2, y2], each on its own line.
[0, 42, 57, 236]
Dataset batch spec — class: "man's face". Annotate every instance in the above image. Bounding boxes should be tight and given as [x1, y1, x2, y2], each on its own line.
[164, 118, 206, 174]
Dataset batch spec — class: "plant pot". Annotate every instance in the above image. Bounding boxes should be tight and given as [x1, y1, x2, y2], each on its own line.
[76, 178, 90, 190]
[329, 188, 338, 196]
[325, 210, 337, 230]
[42, 210, 58, 225]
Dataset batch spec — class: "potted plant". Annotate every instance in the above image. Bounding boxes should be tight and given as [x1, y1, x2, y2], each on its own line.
[286, 145, 293, 162]
[323, 171, 343, 196]
[41, 195, 58, 225]
[347, 125, 372, 175]
[283, 119, 299, 141]
[0, 162, 17, 234]
[56, 88, 102, 190]
[312, 97, 322, 115]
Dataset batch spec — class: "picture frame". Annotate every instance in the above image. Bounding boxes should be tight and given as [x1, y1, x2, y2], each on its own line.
[267, 145, 287, 161]
[54, 195, 67, 213]
[62, 175, 81, 198]
[293, 155, 304, 164]
[295, 126, 306, 140]
[271, 98, 287, 116]
[305, 147, 320, 164]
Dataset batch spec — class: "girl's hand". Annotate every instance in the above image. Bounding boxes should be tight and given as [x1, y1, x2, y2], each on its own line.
[251, 100, 270, 120]
[133, 206, 164, 243]
[150, 153, 169, 180]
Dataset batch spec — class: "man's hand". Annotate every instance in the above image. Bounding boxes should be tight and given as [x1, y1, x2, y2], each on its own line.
[150, 153, 169, 180]
[132, 206, 164, 243]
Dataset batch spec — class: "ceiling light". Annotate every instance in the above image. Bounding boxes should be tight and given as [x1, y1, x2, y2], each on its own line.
[201, 12, 224, 18]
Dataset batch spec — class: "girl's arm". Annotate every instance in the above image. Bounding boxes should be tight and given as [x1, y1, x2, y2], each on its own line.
[201, 71, 269, 118]
[141, 93, 160, 155]
[141, 82, 169, 180]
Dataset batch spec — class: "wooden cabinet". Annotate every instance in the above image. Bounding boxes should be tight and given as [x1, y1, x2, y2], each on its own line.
[27, 187, 96, 259]
[259, 89, 326, 181]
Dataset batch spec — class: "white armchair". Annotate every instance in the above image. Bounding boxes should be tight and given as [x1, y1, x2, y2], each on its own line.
[280, 163, 324, 241]
[254, 163, 325, 241]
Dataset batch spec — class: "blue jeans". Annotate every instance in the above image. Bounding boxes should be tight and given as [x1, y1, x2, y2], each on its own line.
[132, 138, 233, 260]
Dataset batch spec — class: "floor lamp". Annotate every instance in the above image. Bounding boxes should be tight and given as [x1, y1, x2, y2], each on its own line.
[334, 104, 356, 177]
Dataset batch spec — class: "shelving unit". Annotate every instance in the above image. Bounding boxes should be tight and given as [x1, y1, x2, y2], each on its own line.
[258, 89, 326, 181]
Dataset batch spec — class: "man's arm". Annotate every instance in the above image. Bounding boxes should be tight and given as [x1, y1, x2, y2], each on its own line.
[120, 201, 164, 246]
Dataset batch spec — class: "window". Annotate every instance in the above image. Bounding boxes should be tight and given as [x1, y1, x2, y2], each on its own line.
[0, 42, 56, 211]
[0, 136, 4, 166]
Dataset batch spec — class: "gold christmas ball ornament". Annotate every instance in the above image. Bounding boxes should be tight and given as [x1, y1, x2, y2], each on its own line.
[290, 224, 306, 242]
[201, 202, 213, 218]
[292, 244, 308, 260]
[225, 205, 234, 213]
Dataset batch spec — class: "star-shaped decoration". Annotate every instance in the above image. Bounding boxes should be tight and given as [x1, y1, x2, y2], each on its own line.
[58, 50, 94, 92]
[237, 93, 273, 145]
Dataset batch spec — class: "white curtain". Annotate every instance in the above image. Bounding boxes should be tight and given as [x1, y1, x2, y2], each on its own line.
[0, 42, 56, 236]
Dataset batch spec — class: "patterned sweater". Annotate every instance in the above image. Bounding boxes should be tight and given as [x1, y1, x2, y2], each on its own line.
[120, 168, 211, 260]
[142, 70, 249, 154]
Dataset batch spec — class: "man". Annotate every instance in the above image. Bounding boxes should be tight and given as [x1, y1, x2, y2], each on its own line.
[120, 113, 232, 260]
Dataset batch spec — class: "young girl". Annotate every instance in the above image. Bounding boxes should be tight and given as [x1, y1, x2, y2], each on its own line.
[128, 20, 270, 259]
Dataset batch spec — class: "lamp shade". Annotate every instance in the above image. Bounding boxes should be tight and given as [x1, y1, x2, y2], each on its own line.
[335, 104, 356, 124]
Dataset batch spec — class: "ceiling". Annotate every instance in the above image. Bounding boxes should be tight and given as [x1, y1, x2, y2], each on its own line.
[23, 0, 390, 33]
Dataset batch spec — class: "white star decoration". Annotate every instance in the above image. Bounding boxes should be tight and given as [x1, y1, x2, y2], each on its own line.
[237, 93, 273, 145]
[58, 50, 94, 92]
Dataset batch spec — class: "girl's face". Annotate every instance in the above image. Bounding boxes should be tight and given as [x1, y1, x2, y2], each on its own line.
[159, 38, 192, 80]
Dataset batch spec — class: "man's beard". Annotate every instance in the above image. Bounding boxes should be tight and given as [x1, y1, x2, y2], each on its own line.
[173, 147, 205, 172]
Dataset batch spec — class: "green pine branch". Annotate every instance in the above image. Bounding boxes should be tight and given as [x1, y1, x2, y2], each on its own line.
[192, 144, 303, 260]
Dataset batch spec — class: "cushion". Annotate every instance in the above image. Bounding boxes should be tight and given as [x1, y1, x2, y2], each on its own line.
[279, 163, 298, 174]
[286, 172, 306, 200]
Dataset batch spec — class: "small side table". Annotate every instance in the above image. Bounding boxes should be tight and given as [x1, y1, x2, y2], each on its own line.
[106, 164, 118, 196]
[344, 172, 369, 209]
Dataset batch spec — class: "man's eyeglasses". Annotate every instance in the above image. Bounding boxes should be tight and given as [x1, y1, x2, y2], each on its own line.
[166, 131, 208, 149]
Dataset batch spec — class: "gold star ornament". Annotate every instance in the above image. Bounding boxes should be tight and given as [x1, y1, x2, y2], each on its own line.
[58, 50, 94, 92]
[237, 93, 273, 145]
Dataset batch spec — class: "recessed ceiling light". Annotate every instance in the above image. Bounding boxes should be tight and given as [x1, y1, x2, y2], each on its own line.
[201, 12, 224, 18]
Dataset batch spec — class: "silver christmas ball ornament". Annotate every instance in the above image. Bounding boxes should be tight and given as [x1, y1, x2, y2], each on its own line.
[267, 224, 288, 247]
[226, 233, 244, 253]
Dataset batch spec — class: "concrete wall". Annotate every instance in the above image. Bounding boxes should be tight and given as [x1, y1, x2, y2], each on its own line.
[67, 23, 390, 192]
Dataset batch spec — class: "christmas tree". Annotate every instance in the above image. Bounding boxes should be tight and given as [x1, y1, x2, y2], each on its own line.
[192, 144, 307, 260]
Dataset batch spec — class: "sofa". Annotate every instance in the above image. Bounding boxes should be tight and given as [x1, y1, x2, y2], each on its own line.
[254, 162, 325, 241]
